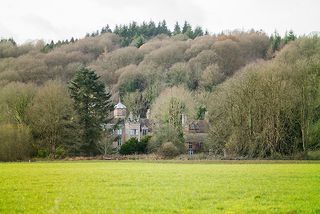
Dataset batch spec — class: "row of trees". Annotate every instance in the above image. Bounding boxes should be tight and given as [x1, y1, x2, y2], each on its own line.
[270, 30, 297, 53]
[0, 67, 114, 161]
[85, 20, 206, 47]
[206, 36, 320, 158]
[41, 37, 78, 53]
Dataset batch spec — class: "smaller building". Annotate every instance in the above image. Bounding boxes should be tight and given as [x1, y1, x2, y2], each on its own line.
[183, 115, 209, 155]
[113, 101, 126, 119]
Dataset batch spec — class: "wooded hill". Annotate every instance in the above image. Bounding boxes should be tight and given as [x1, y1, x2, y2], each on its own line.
[1, 21, 319, 160]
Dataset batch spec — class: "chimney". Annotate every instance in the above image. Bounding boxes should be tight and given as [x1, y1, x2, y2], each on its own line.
[128, 112, 133, 121]
[204, 111, 209, 122]
[181, 113, 187, 127]
[146, 109, 151, 119]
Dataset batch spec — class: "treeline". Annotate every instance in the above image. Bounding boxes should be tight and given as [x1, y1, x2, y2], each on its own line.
[41, 20, 206, 52]
[41, 37, 78, 53]
[87, 21, 206, 47]
[206, 36, 320, 158]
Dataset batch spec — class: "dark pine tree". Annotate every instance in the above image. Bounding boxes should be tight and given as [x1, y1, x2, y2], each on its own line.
[182, 21, 191, 34]
[284, 30, 296, 44]
[193, 26, 204, 38]
[173, 22, 181, 35]
[69, 67, 113, 156]
[148, 21, 157, 37]
[270, 31, 281, 52]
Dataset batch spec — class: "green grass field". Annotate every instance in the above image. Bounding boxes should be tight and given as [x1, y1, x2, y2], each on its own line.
[0, 161, 320, 213]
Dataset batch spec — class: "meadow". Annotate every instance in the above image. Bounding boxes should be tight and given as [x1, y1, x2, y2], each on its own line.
[0, 161, 320, 213]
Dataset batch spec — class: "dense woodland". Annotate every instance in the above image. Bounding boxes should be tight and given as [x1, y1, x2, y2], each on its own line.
[0, 20, 319, 161]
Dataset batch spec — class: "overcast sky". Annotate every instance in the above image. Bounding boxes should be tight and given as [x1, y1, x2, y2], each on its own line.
[0, 0, 319, 44]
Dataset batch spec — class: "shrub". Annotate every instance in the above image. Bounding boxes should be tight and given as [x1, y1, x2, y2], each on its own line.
[0, 124, 32, 161]
[307, 151, 320, 160]
[158, 142, 179, 159]
[119, 137, 151, 155]
[37, 149, 49, 158]
[55, 146, 66, 159]
[137, 136, 151, 154]
[119, 138, 138, 155]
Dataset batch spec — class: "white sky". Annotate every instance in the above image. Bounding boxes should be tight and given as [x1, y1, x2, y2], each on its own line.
[0, 0, 319, 44]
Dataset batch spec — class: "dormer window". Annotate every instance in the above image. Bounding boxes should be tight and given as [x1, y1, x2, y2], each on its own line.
[190, 123, 197, 130]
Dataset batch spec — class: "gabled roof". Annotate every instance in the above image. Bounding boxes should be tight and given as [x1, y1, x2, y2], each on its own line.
[140, 118, 151, 127]
[186, 120, 209, 133]
[114, 101, 126, 109]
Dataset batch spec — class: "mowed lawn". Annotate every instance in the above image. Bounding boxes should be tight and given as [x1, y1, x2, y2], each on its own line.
[0, 161, 320, 213]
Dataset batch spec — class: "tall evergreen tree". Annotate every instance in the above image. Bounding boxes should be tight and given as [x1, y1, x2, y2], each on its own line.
[148, 21, 157, 37]
[182, 21, 191, 34]
[284, 30, 296, 44]
[69, 67, 113, 155]
[185, 26, 194, 39]
[173, 22, 181, 35]
[160, 20, 171, 35]
[182, 21, 194, 38]
[270, 31, 281, 52]
[193, 26, 204, 38]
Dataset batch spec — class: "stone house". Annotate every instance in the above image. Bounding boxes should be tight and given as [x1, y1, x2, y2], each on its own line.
[107, 100, 209, 153]
[109, 100, 152, 149]
[182, 114, 209, 155]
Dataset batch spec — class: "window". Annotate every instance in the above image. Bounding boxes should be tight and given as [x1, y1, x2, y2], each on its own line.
[199, 142, 203, 149]
[188, 143, 193, 155]
[117, 137, 122, 146]
[190, 123, 196, 130]
[117, 128, 122, 135]
[142, 129, 148, 136]
[130, 129, 137, 136]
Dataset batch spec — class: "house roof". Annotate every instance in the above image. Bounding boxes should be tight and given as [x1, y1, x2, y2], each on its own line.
[186, 120, 209, 133]
[114, 101, 126, 109]
[140, 118, 151, 127]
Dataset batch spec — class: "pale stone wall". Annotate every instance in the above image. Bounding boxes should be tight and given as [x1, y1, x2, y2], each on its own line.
[125, 121, 141, 141]
[114, 108, 126, 119]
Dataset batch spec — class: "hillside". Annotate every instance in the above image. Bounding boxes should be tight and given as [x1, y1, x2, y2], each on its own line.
[0, 24, 273, 114]
[1, 21, 319, 160]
